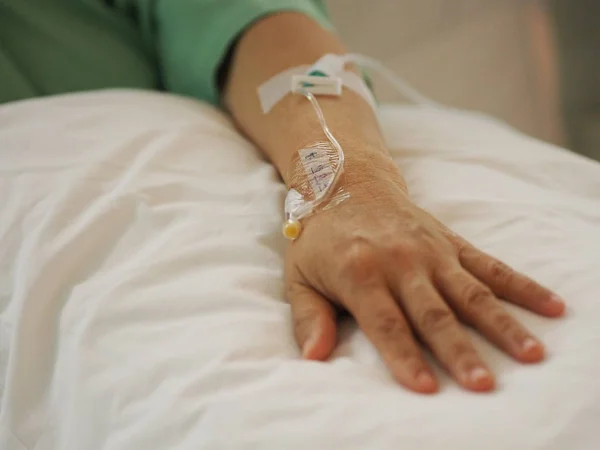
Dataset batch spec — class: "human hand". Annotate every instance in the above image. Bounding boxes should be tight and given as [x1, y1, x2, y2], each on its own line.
[285, 152, 565, 393]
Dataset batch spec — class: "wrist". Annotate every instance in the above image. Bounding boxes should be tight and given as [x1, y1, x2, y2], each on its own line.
[282, 140, 408, 199]
[339, 144, 409, 196]
[284, 141, 410, 232]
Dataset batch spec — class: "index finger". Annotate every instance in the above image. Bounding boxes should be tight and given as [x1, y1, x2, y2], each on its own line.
[458, 245, 566, 317]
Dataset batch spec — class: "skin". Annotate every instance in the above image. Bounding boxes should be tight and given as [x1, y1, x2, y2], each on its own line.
[225, 12, 565, 393]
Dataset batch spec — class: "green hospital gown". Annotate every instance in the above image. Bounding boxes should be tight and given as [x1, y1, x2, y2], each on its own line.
[0, 0, 330, 105]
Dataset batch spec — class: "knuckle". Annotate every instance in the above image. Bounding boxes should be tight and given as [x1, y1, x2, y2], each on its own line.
[373, 309, 411, 340]
[402, 274, 428, 294]
[489, 259, 514, 285]
[389, 240, 419, 262]
[419, 307, 455, 335]
[292, 303, 319, 327]
[457, 244, 476, 263]
[439, 267, 463, 284]
[339, 238, 380, 283]
[493, 312, 514, 334]
[461, 283, 494, 310]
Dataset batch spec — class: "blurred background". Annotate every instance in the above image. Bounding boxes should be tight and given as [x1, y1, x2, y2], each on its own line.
[325, 0, 600, 161]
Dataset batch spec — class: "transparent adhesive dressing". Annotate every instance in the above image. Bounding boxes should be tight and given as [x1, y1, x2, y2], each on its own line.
[282, 91, 349, 240]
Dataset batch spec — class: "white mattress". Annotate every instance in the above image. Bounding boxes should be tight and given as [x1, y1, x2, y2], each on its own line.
[1, 91, 599, 450]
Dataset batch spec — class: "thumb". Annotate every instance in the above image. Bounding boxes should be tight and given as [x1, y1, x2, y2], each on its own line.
[288, 284, 337, 361]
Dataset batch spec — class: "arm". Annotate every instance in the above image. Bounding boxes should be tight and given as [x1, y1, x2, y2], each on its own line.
[224, 13, 392, 189]
[222, 11, 565, 394]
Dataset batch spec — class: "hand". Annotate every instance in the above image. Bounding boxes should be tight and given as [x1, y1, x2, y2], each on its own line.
[285, 153, 565, 393]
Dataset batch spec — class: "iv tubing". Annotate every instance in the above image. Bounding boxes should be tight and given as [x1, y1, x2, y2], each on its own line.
[291, 89, 345, 220]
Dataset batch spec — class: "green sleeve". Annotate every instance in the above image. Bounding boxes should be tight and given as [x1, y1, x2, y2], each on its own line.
[116, 0, 332, 106]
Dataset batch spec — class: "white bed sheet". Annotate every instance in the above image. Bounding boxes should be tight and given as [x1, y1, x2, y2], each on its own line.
[0, 90, 599, 450]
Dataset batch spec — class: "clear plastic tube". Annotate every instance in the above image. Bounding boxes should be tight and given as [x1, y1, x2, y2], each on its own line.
[289, 89, 345, 221]
[345, 53, 441, 108]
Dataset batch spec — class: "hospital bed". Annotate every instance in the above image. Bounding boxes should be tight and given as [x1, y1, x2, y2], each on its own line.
[1, 89, 599, 449]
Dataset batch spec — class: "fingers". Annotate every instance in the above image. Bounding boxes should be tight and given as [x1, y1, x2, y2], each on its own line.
[344, 288, 438, 394]
[436, 266, 545, 363]
[288, 284, 337, 361]
[458, 245, 565, 317]
[392, 275, 495, 392]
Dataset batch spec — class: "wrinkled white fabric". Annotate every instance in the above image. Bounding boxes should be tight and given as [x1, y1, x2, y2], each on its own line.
[1, 91, 599, 450]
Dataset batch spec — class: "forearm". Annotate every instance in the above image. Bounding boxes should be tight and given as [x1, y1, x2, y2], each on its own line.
[224, 12, 404, 189]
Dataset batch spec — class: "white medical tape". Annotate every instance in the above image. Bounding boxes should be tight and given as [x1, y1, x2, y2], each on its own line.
[307, 53, 347, 76]
[341, 71, 377, 112]
[258, 54, 377, 114]
[258, 65, 310, 114]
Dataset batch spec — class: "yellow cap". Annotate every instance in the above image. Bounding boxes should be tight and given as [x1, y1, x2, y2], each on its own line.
[282, 220, 302, 240]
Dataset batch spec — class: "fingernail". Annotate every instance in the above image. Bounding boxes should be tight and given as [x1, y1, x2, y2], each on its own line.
[470, 367, 491, 384]
[522, 337, 541, 352]
[415, 371, 437, 392]
[549, 294, 565, 306]
[302, 329, 319, 359]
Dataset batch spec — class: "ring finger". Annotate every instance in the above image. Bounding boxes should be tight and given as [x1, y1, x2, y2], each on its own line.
[393, 273, 495, 392]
